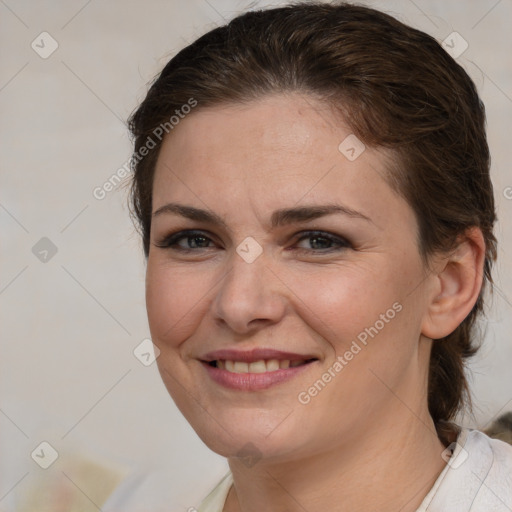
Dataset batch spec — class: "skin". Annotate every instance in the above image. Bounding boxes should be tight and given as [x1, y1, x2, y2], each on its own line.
[145, 93, 485, 512]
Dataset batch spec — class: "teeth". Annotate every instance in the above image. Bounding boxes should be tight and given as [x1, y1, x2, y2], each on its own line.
[266, 359, 280, 372]
[248, 360, 267, 373]
[216, 359, 308, 373]
[233, 361, 249, 373]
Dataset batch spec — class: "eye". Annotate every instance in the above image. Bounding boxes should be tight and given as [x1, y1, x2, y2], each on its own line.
[292, 231, 351, 253]
[153, 229, 351, 254]
[154, 230, 217, 251]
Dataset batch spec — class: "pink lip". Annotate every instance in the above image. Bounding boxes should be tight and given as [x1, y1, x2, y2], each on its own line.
[200, 348, 317, 363]
[201, 361, 317, 391]
[199, 348, 319, 391]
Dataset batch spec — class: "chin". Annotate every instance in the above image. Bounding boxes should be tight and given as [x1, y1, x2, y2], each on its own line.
[189, 409, 305, 460]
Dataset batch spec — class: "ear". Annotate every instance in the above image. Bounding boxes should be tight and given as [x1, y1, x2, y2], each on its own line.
[421, 227, 486, 340]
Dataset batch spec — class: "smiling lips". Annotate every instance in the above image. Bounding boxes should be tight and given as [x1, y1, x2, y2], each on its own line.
[200, 348, 319, 390]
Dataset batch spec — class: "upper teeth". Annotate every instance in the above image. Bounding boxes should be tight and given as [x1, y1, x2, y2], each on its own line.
[217, 359, 306, 373]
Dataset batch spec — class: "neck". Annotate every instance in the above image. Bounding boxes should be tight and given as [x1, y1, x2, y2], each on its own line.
[224, 403, 449, 512]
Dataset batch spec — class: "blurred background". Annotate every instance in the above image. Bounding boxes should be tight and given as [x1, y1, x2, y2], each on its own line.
[1, 0, 511, 510]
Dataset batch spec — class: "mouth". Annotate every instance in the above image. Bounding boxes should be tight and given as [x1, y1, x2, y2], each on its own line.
[205, 358, 317, 373]
[199, 349, 320, 391]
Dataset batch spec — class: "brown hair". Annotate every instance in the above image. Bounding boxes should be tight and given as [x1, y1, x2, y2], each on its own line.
[127, 1, 497, 429]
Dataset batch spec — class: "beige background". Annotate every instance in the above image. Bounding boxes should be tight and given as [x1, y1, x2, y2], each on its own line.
[1, 0, 511, 509]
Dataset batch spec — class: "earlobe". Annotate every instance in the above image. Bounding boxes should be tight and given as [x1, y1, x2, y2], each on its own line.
[421, 227, 486, 340]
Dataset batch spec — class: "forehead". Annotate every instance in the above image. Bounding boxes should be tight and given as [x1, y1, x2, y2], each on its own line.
[151, 94, 408, 228]
[156, 94, 348, 171]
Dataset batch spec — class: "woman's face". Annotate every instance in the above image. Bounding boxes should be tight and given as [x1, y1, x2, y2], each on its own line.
[146, 94, 437, 462]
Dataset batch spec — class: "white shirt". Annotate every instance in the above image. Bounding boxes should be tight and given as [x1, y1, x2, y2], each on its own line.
[197, 429, 512, 512]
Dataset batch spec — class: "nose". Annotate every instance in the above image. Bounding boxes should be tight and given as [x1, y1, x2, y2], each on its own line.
[211, 246, 288, 335]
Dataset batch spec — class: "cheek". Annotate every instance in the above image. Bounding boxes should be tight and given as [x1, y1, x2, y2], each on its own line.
[288, 258, 426, 400]
[145, 261, 210, 347]
[284, 263, 403, 350]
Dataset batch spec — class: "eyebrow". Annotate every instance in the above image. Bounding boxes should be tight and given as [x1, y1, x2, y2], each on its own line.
[152, 202, 373, 230]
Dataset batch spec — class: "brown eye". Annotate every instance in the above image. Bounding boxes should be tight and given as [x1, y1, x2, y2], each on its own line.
[155, 230, 217, 251]
[293, 231, 351, 252]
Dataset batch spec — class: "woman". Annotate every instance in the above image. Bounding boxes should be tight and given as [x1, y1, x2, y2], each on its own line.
[122, 2, 512, 510]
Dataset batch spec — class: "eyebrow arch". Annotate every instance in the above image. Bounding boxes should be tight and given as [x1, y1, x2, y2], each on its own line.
[152, 202, 373, 230]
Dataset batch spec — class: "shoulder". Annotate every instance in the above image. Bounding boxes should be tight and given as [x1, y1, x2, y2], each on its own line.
[418, 428, 512, 512]
[464, 428, 512, 475]
[470, 429, 512, 490]
[463, 429, 512, 510]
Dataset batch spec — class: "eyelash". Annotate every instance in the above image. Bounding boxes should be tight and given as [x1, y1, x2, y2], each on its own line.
[154, 229, 351, 254]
